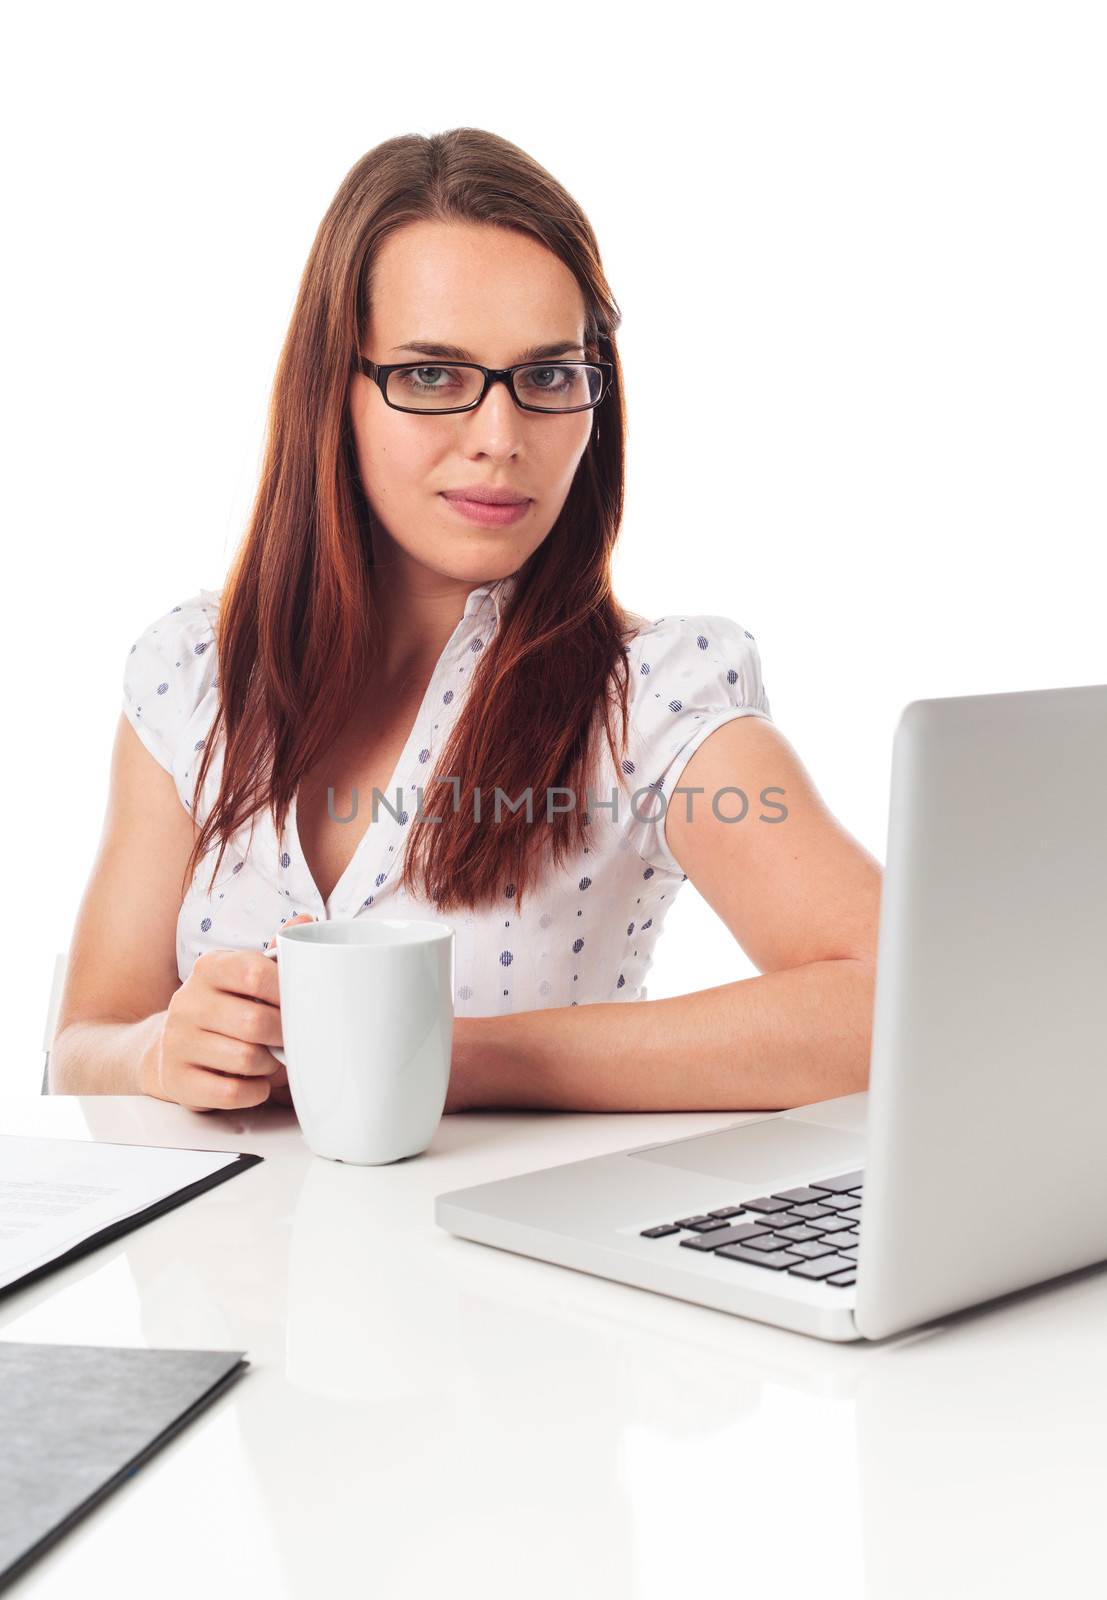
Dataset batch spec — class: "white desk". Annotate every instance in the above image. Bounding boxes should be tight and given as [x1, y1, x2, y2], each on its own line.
[2, 1092, 1104, 1600]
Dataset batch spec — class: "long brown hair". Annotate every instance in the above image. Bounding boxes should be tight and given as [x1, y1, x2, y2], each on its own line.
[184, 127, 639, 916]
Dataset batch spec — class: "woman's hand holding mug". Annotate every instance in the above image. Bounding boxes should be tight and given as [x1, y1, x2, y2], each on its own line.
[139, 914, 317, 1111]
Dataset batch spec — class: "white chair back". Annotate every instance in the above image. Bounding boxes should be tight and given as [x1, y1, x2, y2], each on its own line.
[41, 950, 68, 1094]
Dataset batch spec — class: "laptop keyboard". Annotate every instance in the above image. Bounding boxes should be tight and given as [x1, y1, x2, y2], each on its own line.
[638, 1169, 863, 1287]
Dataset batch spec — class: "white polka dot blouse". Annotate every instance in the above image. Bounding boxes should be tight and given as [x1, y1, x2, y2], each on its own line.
[121, 576, 773, 1013]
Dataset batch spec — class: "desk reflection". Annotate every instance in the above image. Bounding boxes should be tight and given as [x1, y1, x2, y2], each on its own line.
[64, 1098, 1107, 1599]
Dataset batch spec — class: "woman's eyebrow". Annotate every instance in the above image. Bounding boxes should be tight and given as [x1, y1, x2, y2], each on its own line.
[389, 339, 586, 363]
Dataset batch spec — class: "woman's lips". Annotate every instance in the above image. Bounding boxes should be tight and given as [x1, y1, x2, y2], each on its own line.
[439, 493, 531, 528]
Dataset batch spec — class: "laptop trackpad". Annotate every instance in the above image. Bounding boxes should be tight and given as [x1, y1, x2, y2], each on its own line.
[627, 1116, 865, 1186]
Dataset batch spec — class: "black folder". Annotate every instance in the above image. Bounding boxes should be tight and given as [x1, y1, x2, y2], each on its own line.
[0, 1140, 263, 1300]
[0, 1342, 249, 1590]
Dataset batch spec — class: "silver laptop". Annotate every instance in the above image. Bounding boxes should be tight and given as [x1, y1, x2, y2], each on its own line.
[435, 683, 1107, 1342]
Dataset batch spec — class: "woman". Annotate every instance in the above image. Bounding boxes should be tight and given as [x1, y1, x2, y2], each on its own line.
[51, 128, 882, 1114]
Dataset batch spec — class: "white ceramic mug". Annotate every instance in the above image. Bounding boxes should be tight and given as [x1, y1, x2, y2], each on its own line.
[262, 918, 454, 1164]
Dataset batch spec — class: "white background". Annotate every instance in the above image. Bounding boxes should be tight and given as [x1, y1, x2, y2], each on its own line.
[4, 1, 1104, 1092]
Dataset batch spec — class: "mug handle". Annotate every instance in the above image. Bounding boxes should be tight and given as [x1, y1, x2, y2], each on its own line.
[261, 943, 287, 1067]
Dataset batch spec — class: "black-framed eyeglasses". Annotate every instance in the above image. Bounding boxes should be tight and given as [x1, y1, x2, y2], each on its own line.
[351, 354, 614, 415]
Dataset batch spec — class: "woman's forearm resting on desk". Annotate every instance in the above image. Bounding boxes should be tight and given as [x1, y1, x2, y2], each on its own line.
[52, 961, 875, 1112]
[451, 957, 877, 1113]
[49, 1013, 167, 1096]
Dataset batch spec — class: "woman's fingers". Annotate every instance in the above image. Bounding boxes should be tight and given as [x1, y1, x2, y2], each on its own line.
[195, 989, 285, 1052]
[188, 1028, 283, 1079]
[178, 914, 315, 1110]
[179, 1063, 274, 1111]
[266, 912, 317, 951]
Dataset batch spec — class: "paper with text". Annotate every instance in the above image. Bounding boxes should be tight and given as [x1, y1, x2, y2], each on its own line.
[0, 1136, 241, 1292]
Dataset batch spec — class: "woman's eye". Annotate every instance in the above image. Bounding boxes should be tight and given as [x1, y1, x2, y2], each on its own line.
[408, 366, 453, 390]
[523, 366, 572, 392]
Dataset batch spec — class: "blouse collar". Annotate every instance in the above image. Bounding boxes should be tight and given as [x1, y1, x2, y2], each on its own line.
[463, 573, 519, 625]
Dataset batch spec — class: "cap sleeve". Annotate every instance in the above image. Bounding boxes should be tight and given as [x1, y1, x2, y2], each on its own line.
[620, 613, 773, 875]
[122, 590, 221, 813]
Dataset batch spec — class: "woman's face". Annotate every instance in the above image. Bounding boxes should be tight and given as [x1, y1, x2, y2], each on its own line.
[349, 219, 595, 591]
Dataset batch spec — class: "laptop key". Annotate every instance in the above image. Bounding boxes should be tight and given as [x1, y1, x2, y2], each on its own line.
[787, 1254, 857, 1279]
[808, 1172, 865, 1193]
[786, 1239, 840, 1259]
[640, 1224, 682, 1238]
[716, 1244, 805, 1270]
[770, 1186, 830, 1206]
[685, 1217, 734, 1232]
[818, 1195, 861, 1213]
[833, 1231, 860, 1248]
[774, 1224, 826, 1243]
[738, 1231, 799, 1252]
[679, 1223, 773, 1252]
[827, 1270, 857, 1286]
[673, 1215, 715, 1228]
[707, 1206, 745, 1219]
[740, 1197, 794, 1214]
[807, 1213, 853, 1234]
[789, 1202, 835, 1219]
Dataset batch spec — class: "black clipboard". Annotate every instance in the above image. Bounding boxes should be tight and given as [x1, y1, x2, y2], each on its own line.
[0, 1141, 263, 1300]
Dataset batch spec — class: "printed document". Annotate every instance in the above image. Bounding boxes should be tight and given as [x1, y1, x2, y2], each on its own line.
[0, 1136, 243, 1292]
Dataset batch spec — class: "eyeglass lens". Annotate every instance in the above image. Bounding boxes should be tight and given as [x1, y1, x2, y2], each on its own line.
[386, 363, 604, 412]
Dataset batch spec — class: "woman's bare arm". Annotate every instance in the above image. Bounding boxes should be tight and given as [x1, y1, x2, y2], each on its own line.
[49, 714, 198, 1093]
[447, 716, 882, 1113]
